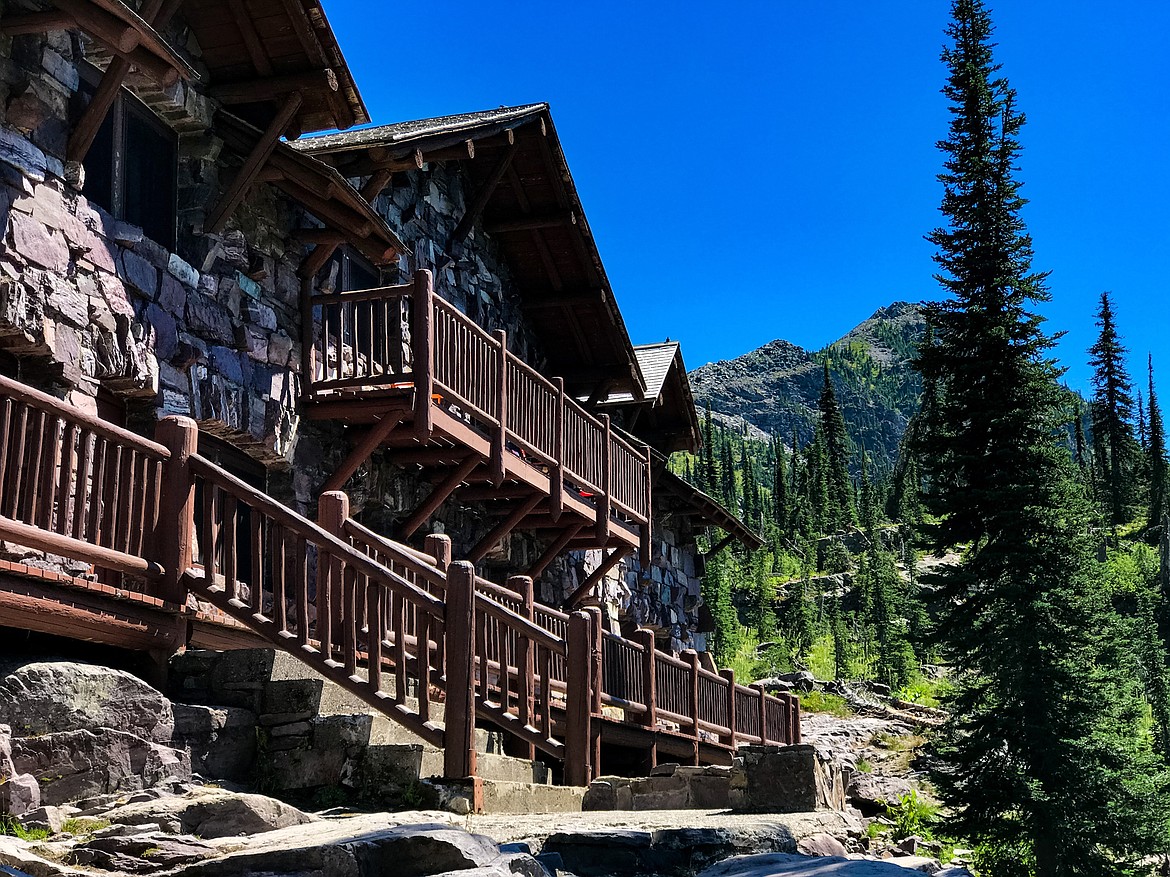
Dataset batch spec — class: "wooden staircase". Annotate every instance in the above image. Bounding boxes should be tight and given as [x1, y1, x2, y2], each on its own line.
[0, 371, 801, 789]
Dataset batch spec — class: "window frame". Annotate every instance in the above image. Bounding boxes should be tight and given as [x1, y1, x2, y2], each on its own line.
[76, 63, 179, 250]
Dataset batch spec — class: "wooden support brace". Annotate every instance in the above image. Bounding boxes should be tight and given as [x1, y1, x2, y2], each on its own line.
[320, 415, 402, 494]
[445, 141, 517, 254]
[443, 561, 478, 779]
[527, 524, 583, 580]
[206, 92, 302, 234]
[297, 169, 393, 279]
[467, 492, 543, 564]
[564, 546, 630, 609]
[399, 455, 481, 540]
[708, 530, 737, 556]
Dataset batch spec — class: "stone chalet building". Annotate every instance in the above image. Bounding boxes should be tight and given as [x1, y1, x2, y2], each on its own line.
[0, 0, 760, 665]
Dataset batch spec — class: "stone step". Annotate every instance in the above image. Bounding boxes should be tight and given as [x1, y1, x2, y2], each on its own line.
[476, 779, 586, 814]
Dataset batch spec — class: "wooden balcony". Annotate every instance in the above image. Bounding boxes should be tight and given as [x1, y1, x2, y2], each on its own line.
[302, 270, 653, 576]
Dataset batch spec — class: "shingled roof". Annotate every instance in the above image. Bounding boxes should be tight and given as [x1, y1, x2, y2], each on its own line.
[295, 104, 646, 401]
[600, 342, 701, 455]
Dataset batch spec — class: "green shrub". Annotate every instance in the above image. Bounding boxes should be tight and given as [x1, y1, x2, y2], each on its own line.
[798, 690, 851, 717]
[0, 814, 50, 841]
[883, 789, 938, 840]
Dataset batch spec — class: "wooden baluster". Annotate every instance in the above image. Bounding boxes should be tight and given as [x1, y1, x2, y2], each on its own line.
[56, 422, 77, 535]
[565, 610, 593, 786]
[318, 491, 350, 662]
[157, 416, 198, 603]
[72, 429, 93, 541]
[86, 437, 106, 543]
[203, 480, 219, 580]
[24, 409, 45, 525]
[418, 610, 432, 722]
[114, 446, 134, 553]
[476, 599, 489, 703]
[295, 535, 309, 649]
[0, 399, 12, 495]
[539, 645, 553, 740]
[443, 560, 477, 779]
[755, 682, 769, 745]
[393, 590, 407, 703]
[367, 576, 383, 695]
[223, 494, 239, 604]
[129, 451, 149, 556]
[412, 270, 434, 440]
[549, 378, 565, 523]
[685, 649, 701, 765]
[7, 405, 27, 519]
[721, 668, 737, 748]
[41, 417, 63, 532]
[250, 509, 263, 620]
[338, 301, 348, 381]
[273, 525, 288, 636]
[512, 575, 536, 759]
[343, 563, 358, 680]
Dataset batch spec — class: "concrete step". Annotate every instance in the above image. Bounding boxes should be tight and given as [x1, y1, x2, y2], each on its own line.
[470, 779, 586, 814]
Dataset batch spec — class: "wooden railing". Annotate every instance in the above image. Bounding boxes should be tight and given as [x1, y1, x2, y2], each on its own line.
[0, 374, 798, 789]
[306, 272, 653, 535]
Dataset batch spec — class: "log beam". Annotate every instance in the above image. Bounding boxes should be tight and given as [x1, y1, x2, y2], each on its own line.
[564, 546, 631, 609]
[445, 141, 517, 254]
[399, 455, 482, 540]
[467, 493, 544, 564]
[527, 524, 584, 580]
[299, 169, 393, 279]
[206, 92, 302, 234]
[211, 69, 337, 105]
[484, 211, 576, 235]
[320, 415, 403, 494]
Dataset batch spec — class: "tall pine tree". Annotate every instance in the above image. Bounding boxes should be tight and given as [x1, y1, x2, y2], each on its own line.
[817, 362, 856, 531]
[1148, 355, 1168, 534]
[1088, 291, 1139, 526]
[916, 1, 1165, 870]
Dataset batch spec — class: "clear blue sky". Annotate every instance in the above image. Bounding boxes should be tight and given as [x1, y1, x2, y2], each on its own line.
[326, 2, 1170, 397]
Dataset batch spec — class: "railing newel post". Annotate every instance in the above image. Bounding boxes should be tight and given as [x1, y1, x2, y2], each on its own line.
[511, 574, 537, 760]
[155, 415, 198, 607]
[491, 328, 508, 487]
[685, 648, 701, 764]
[791, 694, 802, 744]
[425, 532, 452, 571]
[317, 491, 350, 664]
[565, 609, 593, 786]
[640, 444, 653, 567]
[550, 377, 564, 523]
[412, 269, 434, 440]
[443, 560, 478, 780]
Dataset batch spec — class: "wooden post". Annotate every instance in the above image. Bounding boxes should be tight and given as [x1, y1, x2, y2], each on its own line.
[155, 416, 198, 606]
[443, 560, 477, 779]
[565, 610, 593, 786]
[791, 695, 802, 744]
[596, 415, 612, 543]
[317, 490, 349, 666]
[755, 682, 769, 746]
[550, 377, 564, 523]
[587, 607, 604, 780]
[412, 270, 434, 441]
[640, 445, 653, 567]
[635, 628, 657, 729]
[512, 574, 537, 760]
[491, 329, 508, 487]
[720, 668, 736, 748]
[685, 649, 701, 765]
[425, 532, 452, 571]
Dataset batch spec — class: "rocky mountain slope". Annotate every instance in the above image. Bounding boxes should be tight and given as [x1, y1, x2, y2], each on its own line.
[689, 302, 926, 468]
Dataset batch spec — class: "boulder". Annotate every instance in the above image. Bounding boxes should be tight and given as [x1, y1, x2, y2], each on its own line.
[886, 857, 940, 874]
[0, 774, 41, 817]
[0, 835, 77, 877]
[171, 704, 257, 782]
[0, 662, 174, 744]
[100, 787, 314, 839]
[69, 831, 217, 873]
[848, 774, 914, 814]
[10, 728, 190, 805]
[796, 832, 848, 857]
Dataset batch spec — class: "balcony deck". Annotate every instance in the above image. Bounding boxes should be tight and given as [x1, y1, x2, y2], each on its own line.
[302, 271, 652, 574]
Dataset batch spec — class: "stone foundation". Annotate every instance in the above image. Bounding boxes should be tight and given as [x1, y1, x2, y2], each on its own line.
[729, 745, 847, 813]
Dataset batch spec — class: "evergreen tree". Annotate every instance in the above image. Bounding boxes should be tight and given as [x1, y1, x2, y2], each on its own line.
[1148, 355, 1168, 533]
[1088, 291, 1140, 525]
[701, 403, 717, 494]
[917, 1, 1166, 870]
[773, 439, 790, 536]
[719, 433, 737, 512]
[818, 363, 856, 531]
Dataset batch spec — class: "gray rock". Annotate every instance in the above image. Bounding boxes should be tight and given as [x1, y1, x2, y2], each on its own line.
[796, 832, 848, 857]
[0, 774, 41, 818]
[0, 662, 175, 744]
[118, 248, 159, 297]
[848, 774, 914, 813]
[171, 703, 258, 783]
[70, 830, 216, 873]
[100, 787, 314, 839]
[11, 728, 189, 806]
[0, 127, 49, 182]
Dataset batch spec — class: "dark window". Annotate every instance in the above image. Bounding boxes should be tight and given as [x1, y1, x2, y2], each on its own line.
[323, 247, 380, 293]
[77, 69, 177, 250]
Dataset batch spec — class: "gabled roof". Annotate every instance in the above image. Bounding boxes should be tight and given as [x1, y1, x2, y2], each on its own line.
[184, 0, 368, 136]
[294, 104, 646, 401]
[657, 468, 764, 551]
[600, 342, 702, 455]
